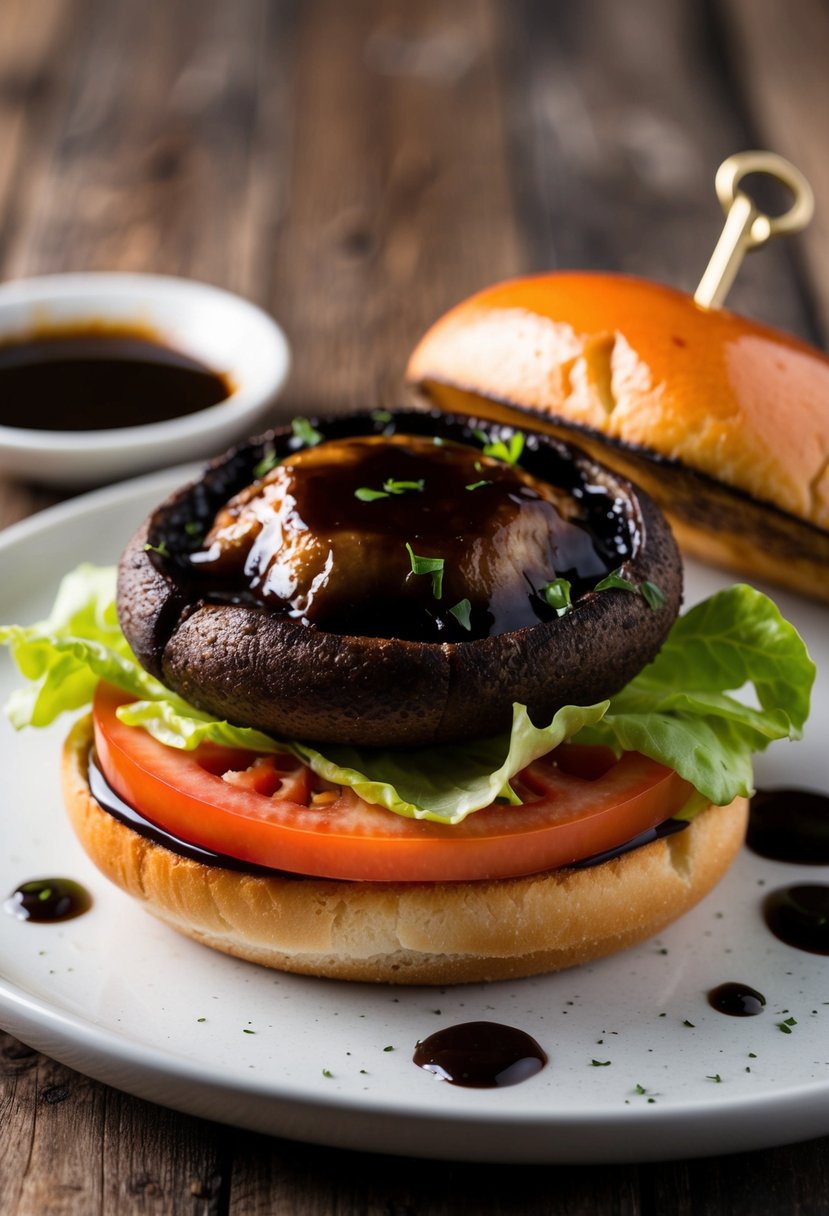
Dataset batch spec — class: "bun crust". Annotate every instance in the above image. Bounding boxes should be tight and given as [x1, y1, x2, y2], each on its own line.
[63, 715, 748, 985]
[407, 273, 829, 600]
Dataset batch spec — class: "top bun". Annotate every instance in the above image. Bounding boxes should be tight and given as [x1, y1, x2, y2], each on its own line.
[407, 272, 829, 600]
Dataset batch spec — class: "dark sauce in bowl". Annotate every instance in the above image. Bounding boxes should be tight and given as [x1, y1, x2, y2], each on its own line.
[0, 326, 231, 431]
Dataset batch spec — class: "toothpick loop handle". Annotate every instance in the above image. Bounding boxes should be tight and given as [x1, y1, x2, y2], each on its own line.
[694, 151, 814, 310]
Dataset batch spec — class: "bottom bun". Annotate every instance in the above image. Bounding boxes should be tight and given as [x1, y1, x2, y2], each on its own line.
[62, 715, 749, 985]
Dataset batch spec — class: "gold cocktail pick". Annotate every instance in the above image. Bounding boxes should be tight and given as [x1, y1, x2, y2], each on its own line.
[695, 151, 814, 310]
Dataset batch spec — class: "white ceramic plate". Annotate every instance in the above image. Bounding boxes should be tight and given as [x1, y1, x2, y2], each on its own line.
[0, 470, 827, 1164]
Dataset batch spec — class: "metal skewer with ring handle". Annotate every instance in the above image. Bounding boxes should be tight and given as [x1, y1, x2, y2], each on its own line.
[695, 150, 814, 310]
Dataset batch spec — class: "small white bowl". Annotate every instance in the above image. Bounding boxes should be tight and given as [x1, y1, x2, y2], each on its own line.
[0, 273, 291, 486]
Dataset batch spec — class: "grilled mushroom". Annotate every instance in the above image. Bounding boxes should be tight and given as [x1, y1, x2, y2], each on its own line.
[118, 411, 682, 747]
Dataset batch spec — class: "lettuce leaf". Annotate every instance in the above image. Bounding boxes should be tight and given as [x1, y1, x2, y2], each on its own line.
[0, 567, 814, 822]
[576, 585, 815, 805]
[287, 702, 609, 823]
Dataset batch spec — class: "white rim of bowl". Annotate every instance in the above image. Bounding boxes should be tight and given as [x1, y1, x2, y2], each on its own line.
[0, 272, 291, 451]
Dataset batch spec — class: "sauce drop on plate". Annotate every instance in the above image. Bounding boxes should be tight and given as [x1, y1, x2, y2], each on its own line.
[747, 789, 829, 864]
[5, 877, 92, 922]
[707, 982, 766, 1017]
[413, 1021, 547, 1088]
[763, 885, 829, 955]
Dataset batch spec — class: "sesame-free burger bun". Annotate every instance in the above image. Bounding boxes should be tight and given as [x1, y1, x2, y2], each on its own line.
[407, 272, 829, 601]
[63, 715, 748, 986]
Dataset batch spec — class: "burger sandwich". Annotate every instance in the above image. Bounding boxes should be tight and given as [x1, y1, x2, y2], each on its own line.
[0, 407, 813, 984]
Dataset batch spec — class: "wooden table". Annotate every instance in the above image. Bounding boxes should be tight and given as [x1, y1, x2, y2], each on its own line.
[1, 1, 828, 1211]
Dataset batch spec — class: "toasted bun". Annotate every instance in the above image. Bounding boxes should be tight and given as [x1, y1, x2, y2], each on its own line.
[62, 715, 748, 985]
[407, 272, 829, 601]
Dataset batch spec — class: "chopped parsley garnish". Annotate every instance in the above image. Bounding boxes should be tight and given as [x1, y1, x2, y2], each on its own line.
[778, 1017, 798, 1034]
[594, 570, 639, 595]
[405, 543, 444, 599]
[291, 417, 324, 447]
[355, 487, 389, 502]
[683, 1020, 696, 1028]
[542, 577, 573, 616]
[184, 520, 203, 537]
[465, 480, 491, 491]
[370, 409, 392, 423]
[383, 1045, 395, 1052]
[640, 580, 667, 609]
[591, 1059, 612, 1067]
[322, 1068, 333, 1078]
[38, 888, 52, 901]
[474, 428, 525, 465]
[356, 479, 424, 502]
[594, 568, 666, 610]
[143, 541, 170, 558]
[635, 1084, 647, 1095]
[383, 478, 425, 495]
[706, 1074, 723, 1082]
[449, 598, 472, 631]
[253, 446, 280, 478]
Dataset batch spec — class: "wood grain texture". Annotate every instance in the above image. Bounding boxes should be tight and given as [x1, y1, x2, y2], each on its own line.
[268, 0, 524, 419]
[228, 1135, 643, 1215]
[504, 0, 817, 343]
[717, 0, 829, 343]
[0, 1034, 230, 1216]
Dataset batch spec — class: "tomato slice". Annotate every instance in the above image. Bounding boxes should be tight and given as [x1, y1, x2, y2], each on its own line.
[92, 681, 693, 883]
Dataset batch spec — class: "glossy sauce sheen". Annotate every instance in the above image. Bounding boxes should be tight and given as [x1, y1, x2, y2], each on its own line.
[87, 752, 283, 875]
[0, 329, 230, 430]
[747, 788, 829, 864]
[707, 982, 766, 1017]
[4, 877, 92, 922]
[191, 433, 625, 642]
[413, 1021, 547, 1087]
[763, 886, 829, 955]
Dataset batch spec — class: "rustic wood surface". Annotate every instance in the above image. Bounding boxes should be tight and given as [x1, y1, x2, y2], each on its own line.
[1, 0, 827, 1212]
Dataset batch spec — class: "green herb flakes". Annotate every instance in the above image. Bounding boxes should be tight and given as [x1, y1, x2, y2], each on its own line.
[641, 580, 667, 609]
[449, 598, 472, 631]
[478, 430, 525, 465]
[543, 578, 573, 616]
[253, 447, 280, 478]
[291, 417, 323, 447]
[383, 478, 424, 495]
[465, 480, 491, 491]
[143, 541, 170, 558]
[405, 543, 444, 599]
[594, 568, 666, 610]
[591, 1059, 612, 1067]
[355, 487, 389, 502]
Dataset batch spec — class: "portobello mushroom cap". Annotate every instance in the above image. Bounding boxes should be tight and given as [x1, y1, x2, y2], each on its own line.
[117, 411, 682, 747]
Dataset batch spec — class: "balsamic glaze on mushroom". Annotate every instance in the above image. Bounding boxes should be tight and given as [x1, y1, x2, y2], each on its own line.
[117, 411, 682, 747]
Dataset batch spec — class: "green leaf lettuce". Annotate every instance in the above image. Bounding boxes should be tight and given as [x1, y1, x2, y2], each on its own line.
[0, 567, 814, 822]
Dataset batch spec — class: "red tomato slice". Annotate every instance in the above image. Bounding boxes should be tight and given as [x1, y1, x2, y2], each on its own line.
[92, 681, 693, 883]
